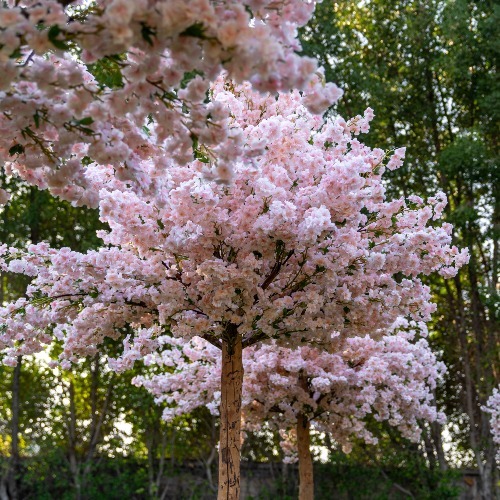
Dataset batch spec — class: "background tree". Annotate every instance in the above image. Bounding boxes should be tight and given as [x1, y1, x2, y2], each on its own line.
[300, 1, 499, 497]
[0, 176, 103, 499]
[135, 319, 447, 500]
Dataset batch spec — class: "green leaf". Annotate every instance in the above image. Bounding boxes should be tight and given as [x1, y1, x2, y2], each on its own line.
[194, 150, 210, 163]
[47, 25, 70, 51]
[8, 47, 22, 60]
[76, 127, 95, 135]
[181, 70, 203, 89]
[9, 144, 25, 156]
[190, 133, 199, 151]
[77, 117, 94, 126]
[181, 23, 206, 39]
[87, 55, 125, 89]
[140, 23, 156, 46]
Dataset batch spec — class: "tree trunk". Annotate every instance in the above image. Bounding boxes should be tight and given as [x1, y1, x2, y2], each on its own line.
[422, 425, 437, 470]
[217, 328, 243, 500]
[297, 413, 314, 500]
[8, 356, 22, 500]
[0, 477, 8, 500]
[430, 421, 448, 471]
[67, 379, 81, 500]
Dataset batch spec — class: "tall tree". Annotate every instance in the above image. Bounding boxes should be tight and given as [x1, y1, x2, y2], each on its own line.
[300, 1, 499, 496]
[136, 320, 447, 499]
[0, 81, 467, 499]
[0, 176, 103, 498]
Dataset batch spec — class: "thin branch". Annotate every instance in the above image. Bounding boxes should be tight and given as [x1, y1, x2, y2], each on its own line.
[202, 333, 222, 349]
[243, 331, 269, 348]
[260, 249, 295, 291]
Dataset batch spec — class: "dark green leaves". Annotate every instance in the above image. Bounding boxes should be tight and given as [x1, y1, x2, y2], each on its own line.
[180, 23, 206, 39]
[9, 144, 25, 156]
[47, 25, 70, 51]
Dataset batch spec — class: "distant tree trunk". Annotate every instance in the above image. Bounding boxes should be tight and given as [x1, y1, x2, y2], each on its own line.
[82, 371, 114, 481]
[0, 478, 8, 500]
[430, 421, 448, 471]
[297, 374, 314, 500]
[217, 326, 243, 500]
[7, 356, 22, 500]
[146, 432, 156, 498]
[481, 442, 495, 500]
[203, 414, 218, 493]
[422, 425, 437, 470]
[67, 379, 81, 500]
[157, 425, 170, 500]
[297, 413, 314, 500]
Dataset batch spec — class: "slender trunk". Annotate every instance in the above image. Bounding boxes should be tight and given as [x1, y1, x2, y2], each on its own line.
[297, 371, 313, 500]
[155, 426, 168, 496]
[82, 375, 114, 478]
[204, 414, 218, 492]
[205, 446, 217, 493]
[8, 356, 22, 500]
[147, 434, 155, 498]
[68, 379, 81, 500]
[430, 421, 448, 471]
[480, 441, 494, 500]
[297, 413, 314, 500]
[454, 276, 485, 482]
[429, 390, 448, 471]
[0, 478, 8, 500]
[217, 328, 243, 500]
[422, 425, 437, 470]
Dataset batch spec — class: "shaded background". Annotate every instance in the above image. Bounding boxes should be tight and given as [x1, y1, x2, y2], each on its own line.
[0, 0, 498, 498]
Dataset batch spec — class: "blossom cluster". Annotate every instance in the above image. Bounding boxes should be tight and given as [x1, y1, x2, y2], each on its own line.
[134, 319, 446, 457]
[0, 81, 468, 370]
[483, 387, 500, 462]
[0, 0, 340, 204]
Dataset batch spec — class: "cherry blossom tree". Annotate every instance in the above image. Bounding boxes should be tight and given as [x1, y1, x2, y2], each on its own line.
[135, 318, 447, 499]
[0, 0, 339, 205]
[0, 78, 468, 498]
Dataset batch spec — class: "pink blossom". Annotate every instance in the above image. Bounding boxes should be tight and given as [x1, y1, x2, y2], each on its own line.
[482, 387, 500, 462]
[136, 320, 446, 458]
[0, 0, 342, 202]
[0, 80, 466, 456]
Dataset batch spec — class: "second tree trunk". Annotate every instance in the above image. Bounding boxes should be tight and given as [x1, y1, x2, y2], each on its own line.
[297, 413, 314, 500]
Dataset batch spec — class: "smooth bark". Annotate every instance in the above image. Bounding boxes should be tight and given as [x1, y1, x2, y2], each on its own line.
[297, 373, 313, 500]
[7, 356, 22, 500]
[297, 413, 314, 500]
[217, 328, 243, 500]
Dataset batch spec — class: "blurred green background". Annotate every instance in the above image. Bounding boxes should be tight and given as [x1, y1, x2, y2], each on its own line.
[0, 0, 498, 498]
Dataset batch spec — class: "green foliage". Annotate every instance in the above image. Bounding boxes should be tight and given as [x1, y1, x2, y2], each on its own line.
[16, 452, 149, 500]
[87, 55, 125, 89]
[0, 1, 498, 497]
